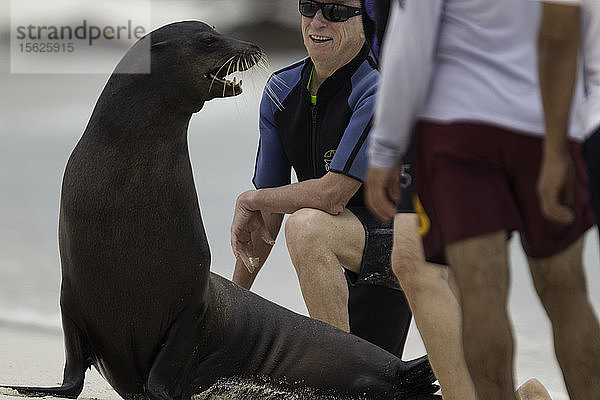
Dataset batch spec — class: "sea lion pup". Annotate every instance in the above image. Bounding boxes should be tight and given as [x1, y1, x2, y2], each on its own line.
[0, 21, 436, 400]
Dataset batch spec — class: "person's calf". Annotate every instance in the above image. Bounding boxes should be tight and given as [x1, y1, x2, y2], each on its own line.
[446, 232, 517, 399]
[460, 289, 517, 399]
[391, 216, 476, 400]
[528, 238, 600, 399]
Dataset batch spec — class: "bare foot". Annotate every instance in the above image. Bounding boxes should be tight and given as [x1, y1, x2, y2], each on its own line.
[516, 378, 552, 400]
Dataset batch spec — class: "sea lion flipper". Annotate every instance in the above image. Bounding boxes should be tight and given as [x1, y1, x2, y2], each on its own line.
[0, 315, 90, 398]
[395, 355, 439, 399]
[145, 307, 205, 400]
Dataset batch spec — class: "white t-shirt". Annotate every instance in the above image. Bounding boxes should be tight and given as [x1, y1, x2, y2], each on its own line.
[368, 0, 586, 170]
[542, 0, 600, 137]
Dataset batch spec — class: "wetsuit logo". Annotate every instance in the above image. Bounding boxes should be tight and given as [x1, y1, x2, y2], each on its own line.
[324, 149, 336, 172]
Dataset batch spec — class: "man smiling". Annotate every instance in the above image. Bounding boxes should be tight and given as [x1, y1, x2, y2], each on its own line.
[230, 0, 418, 366]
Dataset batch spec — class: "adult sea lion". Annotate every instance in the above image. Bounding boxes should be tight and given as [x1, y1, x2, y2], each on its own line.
[0, 21, 436, 400]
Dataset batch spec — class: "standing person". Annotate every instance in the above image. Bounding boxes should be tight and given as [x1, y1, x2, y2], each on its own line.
[365, 1, 600, 399]
[230, 0, 417, 365]
[537, 0, 600, 240]
[362, 1, 476, 399]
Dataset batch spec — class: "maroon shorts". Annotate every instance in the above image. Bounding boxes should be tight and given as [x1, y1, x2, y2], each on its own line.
[414, 121, 594, 265]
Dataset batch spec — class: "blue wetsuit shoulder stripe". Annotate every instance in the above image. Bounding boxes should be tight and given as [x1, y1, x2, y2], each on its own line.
[342, 116, 373, 176]
[262, 58, 308, 111]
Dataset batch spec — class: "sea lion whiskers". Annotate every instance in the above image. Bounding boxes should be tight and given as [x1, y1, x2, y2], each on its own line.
[207, 51, 266, 98]
[208, 55, 236, 94]
[226, 52, 271, 107]
[256, 57, 287, 93]
[234, 55, 264, 107]
[252, 55, 269, 77]
[243, 56, 286, 111]
[265, 84, 285, 111]
[268, 73, 290, 92]
[224, 56, 240, 97]
[264, 74, 287, 111]
[223, 58, 233, 97]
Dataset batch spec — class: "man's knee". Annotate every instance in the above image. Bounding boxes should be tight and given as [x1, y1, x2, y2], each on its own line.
[530, 265, 586, 305]
[528, 238, 586, 304]
[285, 208, 329, 257]
[445, 232, 510, 295]
[391, 242, 430, 294]
[391, 214, 428, 289]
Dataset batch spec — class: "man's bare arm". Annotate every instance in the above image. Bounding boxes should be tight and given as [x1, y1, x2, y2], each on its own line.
[238, 172, 361, 217]
[537, 2, 581, 224]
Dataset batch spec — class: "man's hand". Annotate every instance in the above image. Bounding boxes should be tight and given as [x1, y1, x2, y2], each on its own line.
[537, 149, 575, 224]
[231, 191, 275, 273]
[364, 163, 401, 222]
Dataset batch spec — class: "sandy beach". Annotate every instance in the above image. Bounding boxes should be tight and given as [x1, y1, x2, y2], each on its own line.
[0, 325, 120, 400]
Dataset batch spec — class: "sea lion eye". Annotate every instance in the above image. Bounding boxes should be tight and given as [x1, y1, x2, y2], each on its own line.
[196, 32, 218, 46]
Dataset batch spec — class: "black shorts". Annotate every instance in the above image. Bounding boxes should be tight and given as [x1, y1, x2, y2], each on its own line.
[346, 206, 400, 289]
[344, 206, 411, 358]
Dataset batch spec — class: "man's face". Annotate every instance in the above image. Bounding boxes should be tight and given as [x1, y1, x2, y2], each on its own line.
[301, 0, 365, 70]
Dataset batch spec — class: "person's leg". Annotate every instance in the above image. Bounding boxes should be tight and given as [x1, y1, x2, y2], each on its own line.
[528, 237, 600, 400]
[284, 208, 365, 331]
[510, 135, 599, 399]
[445, 230, 518, 400]
[285, 207, 413, 358]
[392, 213, 476, 400]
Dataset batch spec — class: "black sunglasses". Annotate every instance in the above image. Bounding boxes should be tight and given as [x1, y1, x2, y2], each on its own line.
[299, 0, 362, 23]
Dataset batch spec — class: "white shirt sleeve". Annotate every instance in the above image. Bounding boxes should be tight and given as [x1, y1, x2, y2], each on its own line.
[368, 0, 444, 170]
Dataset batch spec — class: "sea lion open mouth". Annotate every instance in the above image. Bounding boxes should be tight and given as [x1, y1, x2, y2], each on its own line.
[206, 52, 265, 98]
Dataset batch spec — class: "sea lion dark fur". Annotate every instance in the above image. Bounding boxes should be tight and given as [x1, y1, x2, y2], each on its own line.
[0, 21, 436, 400]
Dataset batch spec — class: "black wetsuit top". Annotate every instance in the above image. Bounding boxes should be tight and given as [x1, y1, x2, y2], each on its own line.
[253, 44, 377, 207]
